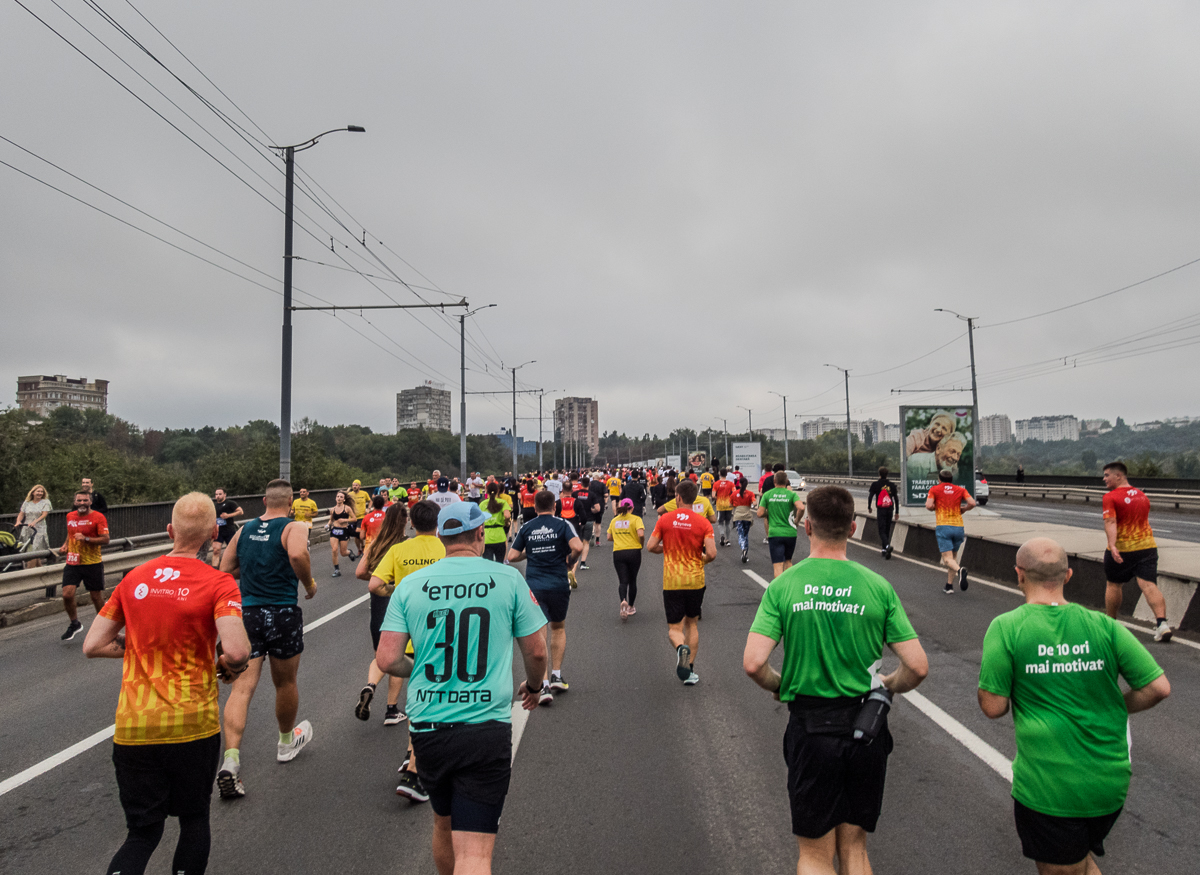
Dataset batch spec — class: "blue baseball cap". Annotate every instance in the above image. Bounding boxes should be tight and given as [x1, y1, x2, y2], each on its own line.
[437, 501, 486, 537]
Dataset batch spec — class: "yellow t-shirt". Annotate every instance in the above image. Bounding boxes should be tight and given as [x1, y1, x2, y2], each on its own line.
[699, 472, 715, 490]
[373, 534, 446, 657]
[291, 498, 319, 524]
[607, 513, 645, 551]
[659, 496, 716, 523]
[607, 477, 622, 497]
[348, 489, 370, 517]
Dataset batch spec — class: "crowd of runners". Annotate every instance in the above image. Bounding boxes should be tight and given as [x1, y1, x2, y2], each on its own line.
[51, 457, 1179, 875]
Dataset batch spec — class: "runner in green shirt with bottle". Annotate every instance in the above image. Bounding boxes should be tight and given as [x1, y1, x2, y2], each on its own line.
[978, 537, 1170, 875]
[756, 470, 806, 578]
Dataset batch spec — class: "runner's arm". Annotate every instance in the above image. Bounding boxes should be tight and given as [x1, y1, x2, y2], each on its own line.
[568, 536, 583, 565]
[701, 535, 717, 564]
[284, 522, 315, 598]
[636, 528, 645, 546]
[1104, 517, 1121, 561]
[646, 529, 663, 554]
[743, 632, 781, 694]
[515, 626, 549, 711]
[82, 615, 126, 659]
[506, 546, 526, 563]
[1125, 674, 1170, 713]
[215, 614, 251, 678]
[376, 631, 414, 678]
[219, 527, 242, 578]
[963, 492, 977, 511]
[355, 553, 372, 581]
[756, 504, 767, 518]
[977, 689, 1009, 718]
[925, 493, 936, 511]
[230, 505, 244, 520]
[880, 638, 928, 694]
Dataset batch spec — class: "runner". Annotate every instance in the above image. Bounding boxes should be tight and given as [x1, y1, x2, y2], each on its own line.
[327, 490, 356, 578]
[574, 477, 602, 572]
[360, 494, 388, 551]
[211, 488, 243, 569]
[406, 481, 422, 509]
[507, 490, 583, 704]
[374, 501, 547, 875]
[699, 469, 715, 501]
[57, 490, 110, 641]
[481, 483, 512, 563]
[730, 476, 757, 563]
[83, 492, 250, 875]
[657, 487, 717, 524]
[743, 485, 929, 875]
[376, 478, 390, 499]
[979, 537, 1171, 874]
[518, 477, 539, 524]
[588, 474, 608, 547]
[347, 480, 371, 560]
[466, 471, 486, 504]
[428, 476, 462, 511]
[1101, 461, 1173, 641]
[289, 488, 319, 540]
[544, 471, 563, 503]
[712, 468, 735, 547]
[608, 498, 645, 620]
[217, 479, 316, 799]
[621, 472, 648, 518]
[757, 471, 806, 579]
[925, 470, 976, 594]
[607, 472, 623, 515]
[646, 479, 716, 685]
[867, 467, 900, 559]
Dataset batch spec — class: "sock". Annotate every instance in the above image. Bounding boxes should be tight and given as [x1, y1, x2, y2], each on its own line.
[366, 682, 377, 691]
[280, 730, 293, 745]
[551, 670, 562, 680]
[222, 748, 240, 768]
[1156, 617, 1168, 625]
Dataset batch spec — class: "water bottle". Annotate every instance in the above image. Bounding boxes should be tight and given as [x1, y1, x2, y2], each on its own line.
[852, 687, 894, 742]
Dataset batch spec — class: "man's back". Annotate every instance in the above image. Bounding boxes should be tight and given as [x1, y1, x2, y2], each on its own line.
[653, 508, 713, 590]
[761, 487, 801, 537]
[236, 517, 299, 607]
[929, 483, 967, 527]
[1103, 485, 1157, 552]
[512, 515, 576, 590]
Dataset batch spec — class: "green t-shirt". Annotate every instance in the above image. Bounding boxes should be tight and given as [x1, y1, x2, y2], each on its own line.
[761, 487, 801, 538]
[979, 602, 1163, 817]
[482, 497, 510, 545]
[380, 556, 546, 729]
[749, 557, 917, 699]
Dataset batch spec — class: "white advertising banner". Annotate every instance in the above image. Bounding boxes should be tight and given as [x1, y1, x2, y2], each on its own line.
[666, 454, 682, 471]
[731, 442, 762, 480]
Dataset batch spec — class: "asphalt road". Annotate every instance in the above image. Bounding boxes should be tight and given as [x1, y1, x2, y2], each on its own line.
[1, 511, 1196, 874]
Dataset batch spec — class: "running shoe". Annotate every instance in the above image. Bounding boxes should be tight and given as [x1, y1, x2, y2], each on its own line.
[538, 685, 554, 706]
[568, 568, 578, 589]
[549, 676, 569, 693]
[216, 766, 245, 800]
[355, 684, 375, 721]
[741, 549, 748, 564]
[944, 583, 954, 594]
[276, 720, 313, 762]
[1154, 621, 1174, 643]
[579, 562, 590, 571]
[620, 600, 629, 620]
[395, 770, 430, 803]
[348, 551, 360, 562]
[683, 671, 700, 686]
[763, 537, 769, 544]
[626, 604, 637, 616]
[61, 620, 83, 641]
[595, 536, 602, 547]
[332, 568, 341, 578]
[958, 567, 969, 591]
[383, 704, 405, 726]
[398, 756, 411, 774]
[675, 644, 692, 681]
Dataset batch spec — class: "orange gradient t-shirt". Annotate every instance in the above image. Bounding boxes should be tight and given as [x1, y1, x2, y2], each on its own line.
[99, 556, 243, 745]
[928, 483, 968, 527]
[64, 510, 109, 565]
[652, 508, 714, 591]
[361, 509, 387, 547]
[1103, 486, 1157, 552]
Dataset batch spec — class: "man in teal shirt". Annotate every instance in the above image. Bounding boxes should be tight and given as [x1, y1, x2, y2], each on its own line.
[978, 537, 1170, 874]
[744, 486, 928, 875]
[376, 501, 547, 875]
[757, 470, 806, 578]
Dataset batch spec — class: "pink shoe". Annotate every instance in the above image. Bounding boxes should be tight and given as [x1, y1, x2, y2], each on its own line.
[619, 600, 629, 620]
[626, 604, 637, 616]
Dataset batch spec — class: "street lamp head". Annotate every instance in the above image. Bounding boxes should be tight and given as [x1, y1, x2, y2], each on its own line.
[347, 125, 366, 133]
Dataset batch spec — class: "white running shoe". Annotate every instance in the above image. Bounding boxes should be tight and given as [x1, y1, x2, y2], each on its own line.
[1154, 621, 1173, 643]
[277, 720, 313, 762]
[683, 672, 700, 686]
[216, 764, 245, 799]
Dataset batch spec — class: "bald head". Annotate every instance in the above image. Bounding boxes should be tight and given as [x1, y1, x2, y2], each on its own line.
[1016, 538, 1069, 586]
[171, 492, 217, 549]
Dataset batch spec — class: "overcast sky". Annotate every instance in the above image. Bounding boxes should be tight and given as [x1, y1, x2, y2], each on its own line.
[4, 2, 1199, 442]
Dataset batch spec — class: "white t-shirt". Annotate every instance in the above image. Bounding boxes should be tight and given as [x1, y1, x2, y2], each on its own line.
[429, 491, 461, 509]
[467, 477, 484, 498]
[545, 478, 563, 499]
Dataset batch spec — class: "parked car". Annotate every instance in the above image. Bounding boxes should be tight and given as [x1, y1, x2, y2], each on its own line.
[975, 470, 989, 505]
[785, 470, 807, 491]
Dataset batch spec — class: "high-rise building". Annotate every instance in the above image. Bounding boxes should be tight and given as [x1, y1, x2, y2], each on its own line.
[978, 414, 1013, 446]
[1015, 415, 1080, 443]
[758, 427, 798, 441]
[554, 397, 599, 462]
[396, 382, 452, 431]
[17, 374, 108, 418]
[884, 423, 901, 443]
[798, 417, 886, 443]
[496, 430, 538, 456]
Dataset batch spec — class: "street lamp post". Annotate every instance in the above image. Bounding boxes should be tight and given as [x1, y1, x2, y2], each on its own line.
[459, 304, 496, 477]
[511, 361, 535, 473]
[738, 406, 753, 442]
[271, 125, 365, 481]
[824, 365, 853, 477]
[935, 309, 981, 472]
[769, 391, 789, 468]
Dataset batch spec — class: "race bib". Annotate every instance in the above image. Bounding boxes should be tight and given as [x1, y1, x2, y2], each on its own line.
[615, 520, 630, 530]
[216, 518, 226, 526]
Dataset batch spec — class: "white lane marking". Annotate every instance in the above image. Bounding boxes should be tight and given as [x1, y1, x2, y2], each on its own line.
[901, 690, 1013, 783]
[743, 569, 771, 589]
[0, 724, 116, 797]
[510, 702, 530, 764]
[0, 592, 370, 798]
[846, 540, 1200, 651]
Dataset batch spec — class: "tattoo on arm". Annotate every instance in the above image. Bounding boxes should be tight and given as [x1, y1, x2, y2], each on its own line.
[198, 540, 211, 560]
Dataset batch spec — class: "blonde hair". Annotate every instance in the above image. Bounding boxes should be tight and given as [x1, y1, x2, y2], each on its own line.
[172, 492, 218, 546]
[929, 412, 956, 433]
[24, 484, 50, 505]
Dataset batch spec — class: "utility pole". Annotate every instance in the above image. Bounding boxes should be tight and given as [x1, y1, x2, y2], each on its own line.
[824, 365, 853, 477]
[936, 309, 981, 475]
[770, 391, 790, 469]
[458, 304, 496, 478]
[738, 406, 753, 443]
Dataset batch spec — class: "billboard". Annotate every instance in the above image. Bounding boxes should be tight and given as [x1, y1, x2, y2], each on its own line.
[687, 450, 708, 470]
[899, 406, 976, 505]
[666, 454, 682, 471]
[731, 442, 762, 481]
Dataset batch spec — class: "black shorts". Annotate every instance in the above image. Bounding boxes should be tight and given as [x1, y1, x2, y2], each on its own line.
[112, 733, 221, 828]
[716, 510, 733, 523]
[784, 698, 892, 838]
[521, 507, 537, 523]
[369, 593, 390, 650]
[482, 542, 506, 563]
[1104, 548, 1158, 584]
[663, 587, 705, 624]
[410, 721, 512, 833]
[701, 489, 712, 498]
[63, 563, 106, 592]
[330, 527, 351, 542]
[578, 520, 594, 540]
[243, 605, 305, 660]
[532, 588, 570, 623]
[214, 522, 236, 544]
[1013, 799, 1122, 865]
[769, 537, 798, 564]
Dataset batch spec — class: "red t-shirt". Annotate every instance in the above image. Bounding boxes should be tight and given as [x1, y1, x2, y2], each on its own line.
[928, 483, 968, 527]
[759, 472, 775, 493]
[520, 487, 537, 508]
[361, 509, 387, 545]
[730, 487, 755, 508]
[712, 479, 735, 510]
[652, 508, 714, 591]
[1102, 486, 1157, 552]
[559, 495, 576, 518]
[99, 555, 243, 745]
[64, 510, 109, 565]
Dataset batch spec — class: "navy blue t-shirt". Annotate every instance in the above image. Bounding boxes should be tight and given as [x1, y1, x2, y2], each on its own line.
[511, 514, 579, 593]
